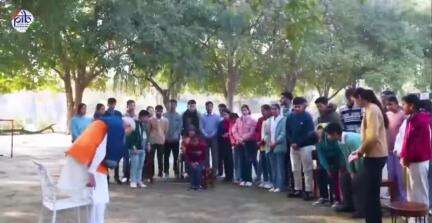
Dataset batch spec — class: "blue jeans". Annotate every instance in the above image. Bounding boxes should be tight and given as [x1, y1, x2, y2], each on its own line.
[258, 151, 269, 182]
[266, 152, 273, 183]
[130, 150, 145, 183]
[188, 163, 204, 188]
[233, 147, 243, 182]
[270, 152, 286, 190]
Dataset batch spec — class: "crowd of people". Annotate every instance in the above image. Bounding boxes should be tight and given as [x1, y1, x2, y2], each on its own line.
[70, 88, 432, 223]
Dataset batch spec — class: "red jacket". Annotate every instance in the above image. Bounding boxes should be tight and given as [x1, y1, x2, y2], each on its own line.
[401, 112, 432, 163]
[254, 116, 266, 143]
[183, 136, 207, 165]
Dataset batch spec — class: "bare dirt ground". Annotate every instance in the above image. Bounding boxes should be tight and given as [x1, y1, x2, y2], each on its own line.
[0, 133, 393, 223]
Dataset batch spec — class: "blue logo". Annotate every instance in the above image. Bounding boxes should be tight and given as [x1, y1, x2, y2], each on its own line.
[11, 9, 34, 33]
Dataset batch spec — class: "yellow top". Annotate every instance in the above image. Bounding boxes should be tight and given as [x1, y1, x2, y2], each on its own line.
[360, 103, 388, 158]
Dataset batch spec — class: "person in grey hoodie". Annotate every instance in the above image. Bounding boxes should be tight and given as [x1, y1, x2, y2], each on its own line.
[164, 99, 183, 178]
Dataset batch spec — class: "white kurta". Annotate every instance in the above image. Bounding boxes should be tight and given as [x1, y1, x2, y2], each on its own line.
[58, 135, 109, 204]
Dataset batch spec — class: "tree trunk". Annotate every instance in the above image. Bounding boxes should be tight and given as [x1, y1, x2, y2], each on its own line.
[74, 82, 85, 111]
[281, 71, 299, 93]
[63, 69, 74, 134]
[226, 54, 238, 110]
[161, 89, 170, 110]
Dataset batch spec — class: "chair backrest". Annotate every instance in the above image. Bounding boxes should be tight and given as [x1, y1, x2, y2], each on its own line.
[32, 160, 56, 203]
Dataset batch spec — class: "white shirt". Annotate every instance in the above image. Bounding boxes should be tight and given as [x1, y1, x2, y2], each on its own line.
[58, 135, 109, 205]
[270, 114, 283, 144]
[394, 119, 407, 156]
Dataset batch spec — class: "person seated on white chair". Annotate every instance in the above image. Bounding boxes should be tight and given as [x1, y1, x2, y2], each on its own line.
[58, 116, 133, 223]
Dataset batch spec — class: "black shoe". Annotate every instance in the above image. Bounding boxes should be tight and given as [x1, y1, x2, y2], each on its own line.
[115, 178, 122, 185]
[303, 191, 313, 201]
[334, 204, 354, 213]
[288, 190, 302, 198]
[351, 212, 365, 219]
[158, 172, 163, 177]
[223, 178, 233, 182]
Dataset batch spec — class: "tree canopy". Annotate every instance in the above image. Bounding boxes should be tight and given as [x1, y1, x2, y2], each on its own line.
[1, 0, 430, 113]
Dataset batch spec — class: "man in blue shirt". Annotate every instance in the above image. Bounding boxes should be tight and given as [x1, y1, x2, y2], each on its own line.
[201, 101, 221, 175]
[104, 97, 122, 117]
[286, 97, 315, 200]
[104, 97, 123, 185]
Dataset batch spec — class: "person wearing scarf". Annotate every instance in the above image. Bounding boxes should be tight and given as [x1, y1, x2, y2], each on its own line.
[58, 115, 128, 223]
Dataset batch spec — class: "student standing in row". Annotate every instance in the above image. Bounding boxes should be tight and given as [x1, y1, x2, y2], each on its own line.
[104, 97, 123, 185]
[71, 103, 92, 142]
[351, 88, 388, 223]
[148, 105, 169, 179]
[120, 100, 137, 184]
[201, 101, 221, 175]
[400, 94, 431, 213]
[182, 100, 201, 135]
[339, 88, 363, 133]
[385, 96, 407, 201]
[267, 104, 287, 193]
[127, 110, 151, 188]
[232, 105, 257, 187]
[164, 99, 182, 178]
[280, 91, 295, 193]
[93, 103, 106, 120]
[256, 105, 272, 187]
[217, 108, 234, 182]
[286, 97, 315, 200]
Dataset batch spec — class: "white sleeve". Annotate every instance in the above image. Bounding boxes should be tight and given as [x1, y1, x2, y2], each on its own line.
[88, 134, 107, 174]
[394, 119, 407, 156]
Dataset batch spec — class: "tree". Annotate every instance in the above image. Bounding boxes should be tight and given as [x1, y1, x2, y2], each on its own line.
[2, 0, 112, 127]
[254, 0, 322, 93]
[101, 0, 212, 108]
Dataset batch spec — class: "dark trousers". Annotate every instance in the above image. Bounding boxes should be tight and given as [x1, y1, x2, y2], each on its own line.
[259, 151, 269, 182]
[113, 150, 130, 180]
[188, 163, 204, 188]
[285, 147, 294, 191]
[352, 171, 366, 216]
[153, 144, 165, 175]
[240, 140, 256, 182]
[164, 141, 180, 175]
[317, 167, 330, 200]
[363, 157, 387, 223]
[340, 171, 354, 209]
[144, 148, 155, 180]
[218, 139, 233, 180]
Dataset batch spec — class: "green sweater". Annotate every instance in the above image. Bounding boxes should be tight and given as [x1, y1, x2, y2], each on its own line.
[316, 134, 345, 172]
[126, 121, 150, 150]
[338, 132, 363, 174]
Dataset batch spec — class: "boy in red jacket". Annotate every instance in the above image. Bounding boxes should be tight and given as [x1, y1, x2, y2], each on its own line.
[400, 94, 432, 208]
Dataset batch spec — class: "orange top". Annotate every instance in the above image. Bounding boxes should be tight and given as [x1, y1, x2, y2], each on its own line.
[67, 120, 108, 174]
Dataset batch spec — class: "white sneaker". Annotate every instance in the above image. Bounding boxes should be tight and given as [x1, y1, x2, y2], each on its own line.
[258, 182, 265, 188]
[273, 188, 281, 193]
[269, 188, 275, 192]
[121, 177, 128, 183]
[264, 182, 273, 189]
[130, 182, 137, 188]
[138, 182, 147, 188]
[239, 181, 246, 187]
[245, 182, 253, 187]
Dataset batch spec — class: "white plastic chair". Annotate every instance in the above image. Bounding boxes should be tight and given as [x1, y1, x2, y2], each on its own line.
[33, 160, 91, 223]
